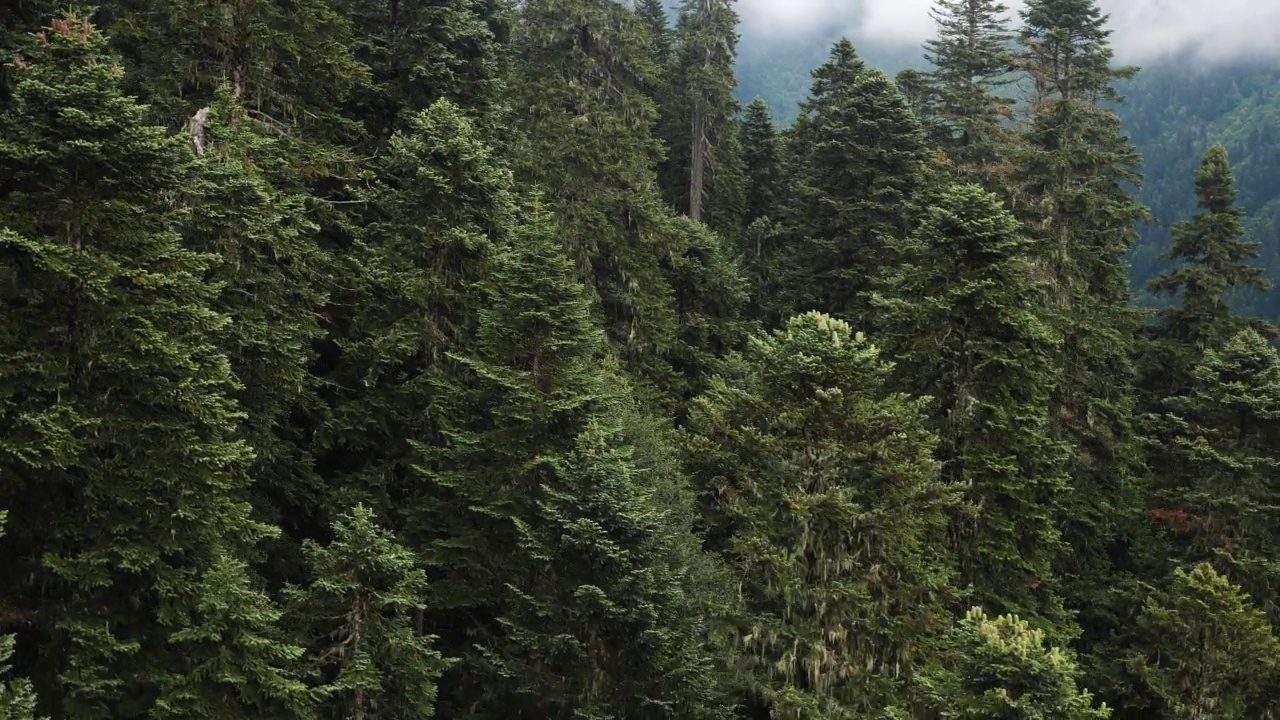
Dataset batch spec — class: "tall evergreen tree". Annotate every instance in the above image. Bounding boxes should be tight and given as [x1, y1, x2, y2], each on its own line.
[288, 505, 449, 720]
[1014, 0, 1148, 671]
[920, 608, 1110, 719]
[922, 0, 1016, 186]
[675, 0, 743, 229]
[314, 98, 507, 524]
[1142, 144, 1273, 401]
[787, 39, 926, 327]
[740, 97, 782, 224]
[416, 205, 723, 719]
[683, 312, 960, 717]
[1144, 330, 1280, 621]
[0, 17, 310, 717]
[1129, 564, 1280, 720]
[875, 183, 1073, 635]
[513, 0, 746, 407]
[183, 89, 330, 557]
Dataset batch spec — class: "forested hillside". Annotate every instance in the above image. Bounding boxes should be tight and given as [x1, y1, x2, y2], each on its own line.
[1120, 61, 1280, 317]
[1, 0, 1279, 718]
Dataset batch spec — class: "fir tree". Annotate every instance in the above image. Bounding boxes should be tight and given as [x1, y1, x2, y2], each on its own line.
[920, 608, 1110, 719]
[513, 0, 746, 407]
[1014, 0, 1148, 673]
[684, 312, 959, 716]
[922, 0, 1017, 186]
[675, 0, 745, 230]
[875, 183, 1073, 635]
[1150, 145, 1268, 346]
[183, 88, 330, 554]
[1129, 564, 1280, 720]
[314, 97, 508, 521]
[1143, 144, 1273, 400]
[1144, 330, 1280, 621]
[787, 39, 926, 328]
[287, 505, 449, 720]
[740, 96, 782, 224]
[416, 204, 723, 719]
[0, 17, 309, 717]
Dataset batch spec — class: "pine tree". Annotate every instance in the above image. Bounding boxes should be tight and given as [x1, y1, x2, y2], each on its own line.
[0, 17, 309, 717]
[787, 39, 926, 328]
[287, 505, 449, 720]
[923, 0, 1017, 186]
[1129, 564, 1280, 720]
[920, 608, 1110, 719]
[675, 0, 743, 228]
[415, 204, 724, 719]
[683, 312, 960, 716]
[1014, 0, 1148, 670]
[875, 183, 1073, 635]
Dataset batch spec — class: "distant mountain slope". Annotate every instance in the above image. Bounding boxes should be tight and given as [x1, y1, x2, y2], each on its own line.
[735, 47, 1280, 319]
[1119, 61, 1280, 318]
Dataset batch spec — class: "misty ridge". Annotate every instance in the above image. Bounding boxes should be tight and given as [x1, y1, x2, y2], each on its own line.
[736, 0, 1280, 63]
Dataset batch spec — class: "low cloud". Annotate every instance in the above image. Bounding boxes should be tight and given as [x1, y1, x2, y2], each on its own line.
[737, 0, 1280, 62]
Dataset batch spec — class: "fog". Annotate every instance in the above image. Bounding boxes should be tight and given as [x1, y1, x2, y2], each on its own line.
[735, 0, 1280, 63]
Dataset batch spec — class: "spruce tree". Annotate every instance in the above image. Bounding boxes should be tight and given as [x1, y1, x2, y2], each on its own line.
[287, 505, 449, 720]
[923, 0, 1017, 187]
[920, 608, 1110, 719]
[1129, 564, 1280, 720]
[415, 204, 723, 719]
[787, 39, 926, 327]
[875, 183, 1073, 635]
[0, 17, 309, 717]
[683, 312, 959, 716]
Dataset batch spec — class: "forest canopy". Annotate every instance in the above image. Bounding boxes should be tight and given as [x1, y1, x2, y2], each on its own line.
[0, 1, 1277, 718]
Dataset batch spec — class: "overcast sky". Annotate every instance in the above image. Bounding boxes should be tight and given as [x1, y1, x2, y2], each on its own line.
[735, 0, 1280, 62]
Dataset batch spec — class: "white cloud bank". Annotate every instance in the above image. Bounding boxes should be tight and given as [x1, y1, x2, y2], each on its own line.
[736, 0, 1280, 62]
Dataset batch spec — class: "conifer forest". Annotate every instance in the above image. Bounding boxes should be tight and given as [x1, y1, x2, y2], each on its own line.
[3, 0, 1280, 717]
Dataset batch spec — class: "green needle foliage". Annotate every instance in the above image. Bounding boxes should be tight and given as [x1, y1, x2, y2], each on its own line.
[920, 608, 1110, 719]
[876, 183, 1073, 636]
[1130, 564, 1280, 720]
[0, 16, 308, 717]
[684, 312, 959, 717]
[288, 505, 449, 720]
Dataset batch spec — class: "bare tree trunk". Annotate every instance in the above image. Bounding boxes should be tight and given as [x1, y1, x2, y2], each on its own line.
[689, 109, 707, 222]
